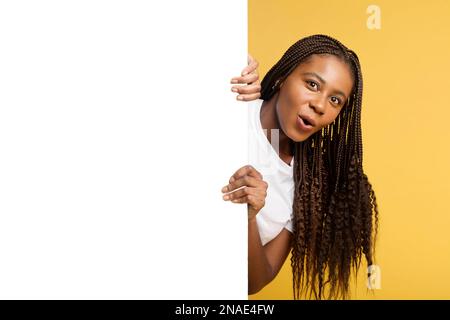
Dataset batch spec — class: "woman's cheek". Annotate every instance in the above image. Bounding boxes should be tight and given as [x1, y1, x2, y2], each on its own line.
[298, 87, 312, 101]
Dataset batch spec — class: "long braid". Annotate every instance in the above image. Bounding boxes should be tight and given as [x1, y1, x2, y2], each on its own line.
[261, 34, 379, 299]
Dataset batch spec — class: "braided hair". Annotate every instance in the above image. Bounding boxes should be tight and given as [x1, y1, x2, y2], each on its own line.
[260, 34, 379, 299]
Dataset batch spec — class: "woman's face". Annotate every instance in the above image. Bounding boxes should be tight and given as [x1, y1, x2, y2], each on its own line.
[276, 53, 355, 142]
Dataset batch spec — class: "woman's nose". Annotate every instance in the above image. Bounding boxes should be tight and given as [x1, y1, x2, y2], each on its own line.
[309, 95, 326, 114]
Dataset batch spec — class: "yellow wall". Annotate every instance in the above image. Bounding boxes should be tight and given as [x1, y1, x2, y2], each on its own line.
[249, 0, 450, 300]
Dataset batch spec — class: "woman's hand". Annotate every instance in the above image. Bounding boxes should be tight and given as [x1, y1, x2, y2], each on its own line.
[231, 54, 261, 101]
[221, 165, 268, 220]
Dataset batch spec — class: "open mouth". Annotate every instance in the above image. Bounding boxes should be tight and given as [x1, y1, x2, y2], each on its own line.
[299, 116, 313, 127]
[302, 118, 312, 126]
[296, 116, 314, 132]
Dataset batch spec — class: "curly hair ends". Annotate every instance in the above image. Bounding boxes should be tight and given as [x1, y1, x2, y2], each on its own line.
[260, 34, 379, 300]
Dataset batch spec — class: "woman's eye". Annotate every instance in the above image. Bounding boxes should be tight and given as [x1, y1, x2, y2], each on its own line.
[306, 81, 342, 105]
[331, 96, 341, 105]
[307, 81, 318, 89]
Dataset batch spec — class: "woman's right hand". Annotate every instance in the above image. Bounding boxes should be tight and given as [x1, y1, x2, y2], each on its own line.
[230, 54, 261, 101]
[221, 165, 268, 220]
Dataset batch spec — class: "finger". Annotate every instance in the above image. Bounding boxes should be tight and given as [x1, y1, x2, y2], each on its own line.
[242, 56, 259, 76]
[236, 92, 261, 101]
[228, 194, 251, 204]
[247, 53, 254, 65]
[222, 175, 260, 193]
[222, 169, 262, 194]
[222, 185, 266, 201]
[231, 83, 261, 95]
[232, 165, 263, 183]
[230, 194, 264, 211]
[230, 73, 259, 85]
[225, 175, 267, 194]
[231, 73, 259, 84]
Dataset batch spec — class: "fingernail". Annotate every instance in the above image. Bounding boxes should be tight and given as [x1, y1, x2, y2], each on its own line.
[221, 186, 228, 193]
[223, 194, 229, 200]
[231, 79, 238, 84]
[242, 71, 248, 76]
[237, 96, 244, 101]
[230, 177, 235, 182]
[231, 87, 238, 93]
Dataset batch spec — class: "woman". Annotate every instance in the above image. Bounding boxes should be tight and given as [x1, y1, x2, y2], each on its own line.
[223, 34, 379, 300]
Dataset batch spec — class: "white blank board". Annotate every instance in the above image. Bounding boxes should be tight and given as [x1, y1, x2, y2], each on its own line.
[0, 0, 248, 299]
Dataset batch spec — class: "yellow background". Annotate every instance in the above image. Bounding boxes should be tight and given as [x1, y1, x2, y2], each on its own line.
[249, 0, 450, 300]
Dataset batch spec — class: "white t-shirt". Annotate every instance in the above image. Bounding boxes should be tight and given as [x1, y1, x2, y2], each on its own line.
[247, 99, 295, 246]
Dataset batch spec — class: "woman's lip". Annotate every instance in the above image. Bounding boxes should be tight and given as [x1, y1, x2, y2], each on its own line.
[296, 116, 314, 132]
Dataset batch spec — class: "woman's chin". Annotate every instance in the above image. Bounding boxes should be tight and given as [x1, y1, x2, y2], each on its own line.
[287, 130, 308, 142]
[290, 131, 315, 143]
[285, 125, 317, 143]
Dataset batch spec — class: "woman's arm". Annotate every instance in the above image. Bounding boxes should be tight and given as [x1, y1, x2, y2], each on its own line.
[222, 165, 290, 295]
[248, 221, 292, 295]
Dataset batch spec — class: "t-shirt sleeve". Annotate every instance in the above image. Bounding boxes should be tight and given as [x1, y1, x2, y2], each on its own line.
[284, 219, 293, 234]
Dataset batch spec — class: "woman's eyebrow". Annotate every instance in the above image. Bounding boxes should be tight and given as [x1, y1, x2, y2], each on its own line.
[301, 72, 347, 99]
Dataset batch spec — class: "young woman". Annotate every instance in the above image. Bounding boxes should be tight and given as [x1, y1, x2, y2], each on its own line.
[223, 34, 379, 300]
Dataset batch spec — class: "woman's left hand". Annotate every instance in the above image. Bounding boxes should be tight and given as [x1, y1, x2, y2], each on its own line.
[230, 54, 261, 101]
